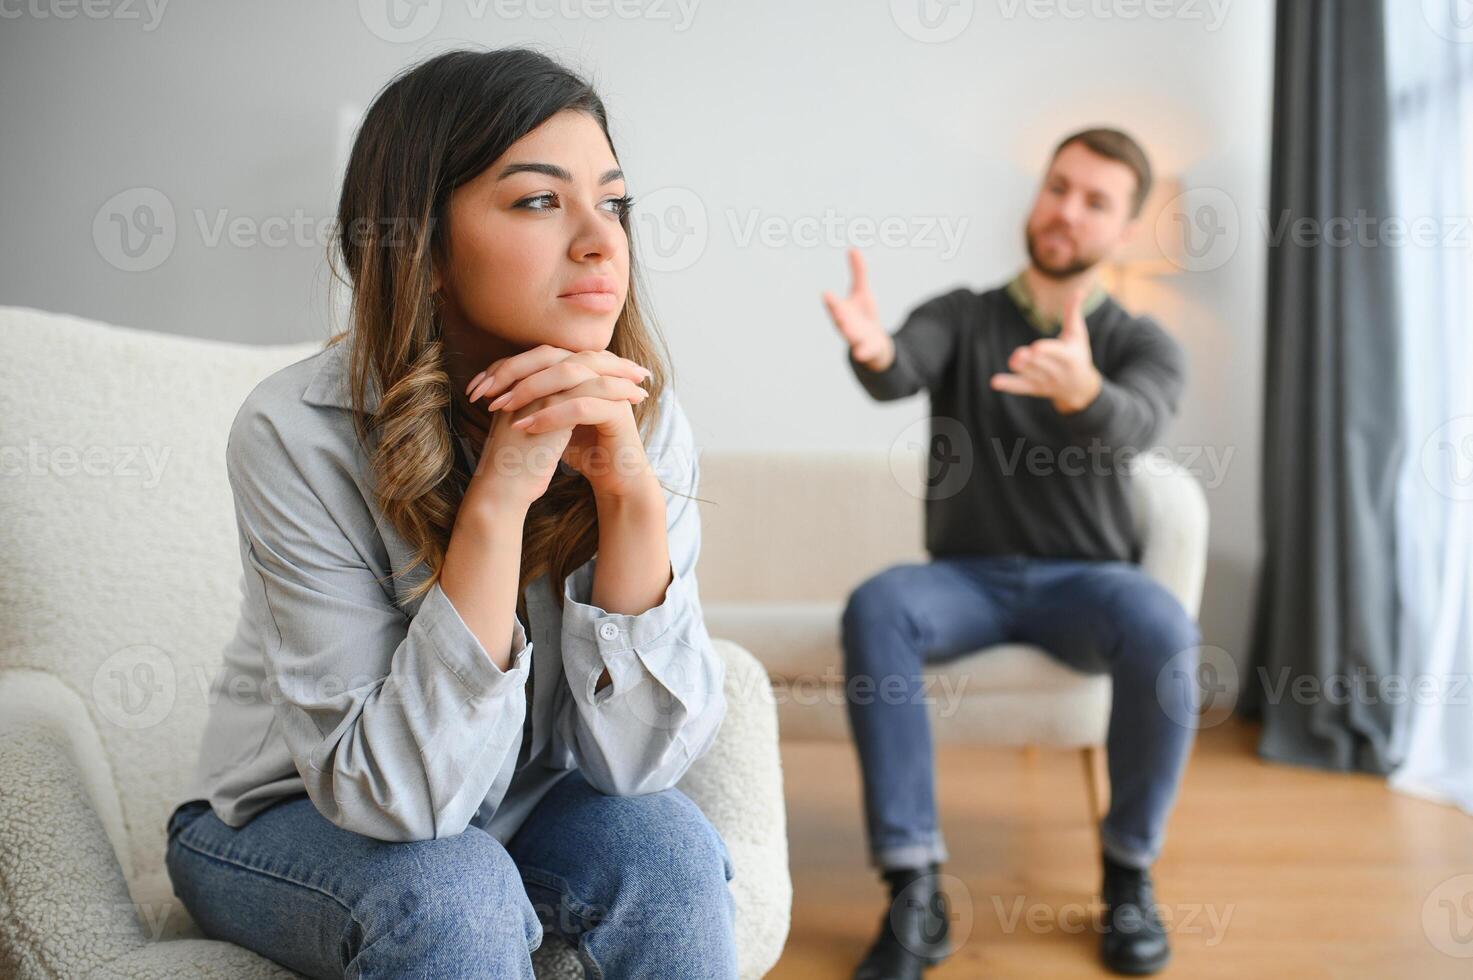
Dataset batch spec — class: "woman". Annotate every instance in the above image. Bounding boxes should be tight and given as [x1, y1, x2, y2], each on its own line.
[164, 47, 736, 979]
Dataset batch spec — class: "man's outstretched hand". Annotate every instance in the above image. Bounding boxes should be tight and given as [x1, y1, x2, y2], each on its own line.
[990, 289, 1103, 415]
[822, 248, 895, 372]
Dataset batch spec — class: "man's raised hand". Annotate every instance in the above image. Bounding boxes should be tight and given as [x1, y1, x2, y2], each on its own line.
[822, 248, 895, 372]
[989, 288, 1103, 415]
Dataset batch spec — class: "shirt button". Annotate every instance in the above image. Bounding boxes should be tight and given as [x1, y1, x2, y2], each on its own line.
[598, 622, 619, 641]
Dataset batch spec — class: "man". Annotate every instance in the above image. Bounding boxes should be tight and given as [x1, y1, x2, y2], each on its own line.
[822, 128, 1200, 979]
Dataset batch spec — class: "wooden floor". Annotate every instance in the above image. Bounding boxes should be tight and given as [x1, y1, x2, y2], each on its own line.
[769, 717, 1473, 979]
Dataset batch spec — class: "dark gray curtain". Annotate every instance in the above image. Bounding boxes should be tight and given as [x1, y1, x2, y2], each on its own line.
[1244, 0, 1403, 772]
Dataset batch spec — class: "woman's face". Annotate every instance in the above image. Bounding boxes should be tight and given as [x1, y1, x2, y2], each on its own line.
[434, 109, 631, 353]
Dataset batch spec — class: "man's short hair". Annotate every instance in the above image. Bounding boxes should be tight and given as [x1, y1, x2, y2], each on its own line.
[1051, 127, 1153, 218]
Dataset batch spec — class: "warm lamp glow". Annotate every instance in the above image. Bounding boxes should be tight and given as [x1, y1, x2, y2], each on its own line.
[1103, 177, 1185, 301]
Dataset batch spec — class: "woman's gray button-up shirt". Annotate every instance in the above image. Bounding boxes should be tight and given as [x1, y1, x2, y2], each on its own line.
[178, 340, 727, 843]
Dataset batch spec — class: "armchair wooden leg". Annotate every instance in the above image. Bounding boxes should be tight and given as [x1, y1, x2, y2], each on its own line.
[1081, 744, 1109, 850]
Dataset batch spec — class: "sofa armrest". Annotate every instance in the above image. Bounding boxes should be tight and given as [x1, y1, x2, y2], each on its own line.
[0, 669, 154, 977]
[677, 639, 791, 980]
[1129, 452, 1210, 620]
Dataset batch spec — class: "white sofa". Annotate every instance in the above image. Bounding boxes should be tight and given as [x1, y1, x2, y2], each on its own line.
[0, 307, 791, 980]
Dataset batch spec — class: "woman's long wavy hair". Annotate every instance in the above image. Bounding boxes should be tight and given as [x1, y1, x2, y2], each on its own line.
[325, 47, 674, 616]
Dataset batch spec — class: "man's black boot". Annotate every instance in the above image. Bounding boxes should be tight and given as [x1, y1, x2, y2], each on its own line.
[1099, 853, 1171, 975]
[852, 862, 953, 980]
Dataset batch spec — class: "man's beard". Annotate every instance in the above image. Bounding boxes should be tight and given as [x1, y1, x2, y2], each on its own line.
[1025, 224, 1105, 280]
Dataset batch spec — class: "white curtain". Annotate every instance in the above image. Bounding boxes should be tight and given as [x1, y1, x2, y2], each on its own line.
[1384, 4, 1473, 814]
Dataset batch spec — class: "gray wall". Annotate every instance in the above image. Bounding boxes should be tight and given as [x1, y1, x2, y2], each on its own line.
[0, 0, 1271, 670]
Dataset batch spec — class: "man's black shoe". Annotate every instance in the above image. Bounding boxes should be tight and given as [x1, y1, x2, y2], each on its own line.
[1099, 854, 1171, 975]
[852, 863, 953, 980]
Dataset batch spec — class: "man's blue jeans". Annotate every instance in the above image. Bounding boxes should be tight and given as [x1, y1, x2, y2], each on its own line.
[840, 555, 1201, 872]
[165, 768, 738, 979]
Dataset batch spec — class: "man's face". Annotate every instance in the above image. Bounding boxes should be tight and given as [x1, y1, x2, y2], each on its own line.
[1024, 141, 1141, 279]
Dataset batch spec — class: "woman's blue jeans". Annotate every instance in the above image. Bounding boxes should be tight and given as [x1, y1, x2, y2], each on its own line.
[165, 768, 738, 979]
[841, 555, 1202, 872]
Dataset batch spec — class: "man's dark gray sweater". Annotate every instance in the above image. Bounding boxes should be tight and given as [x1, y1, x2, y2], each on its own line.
[848, 282, 1186, 564]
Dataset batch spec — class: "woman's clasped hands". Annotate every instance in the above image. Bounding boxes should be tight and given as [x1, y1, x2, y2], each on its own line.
[465, 344, 656, 508]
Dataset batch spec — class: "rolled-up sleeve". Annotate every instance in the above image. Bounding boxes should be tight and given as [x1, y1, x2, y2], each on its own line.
[228, 403, 533, 842]
[554, 389, 727, 797]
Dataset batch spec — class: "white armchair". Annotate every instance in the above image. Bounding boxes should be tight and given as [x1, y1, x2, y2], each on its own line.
[0, 307, 791, 979]
[694, 447, 1208, 831]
